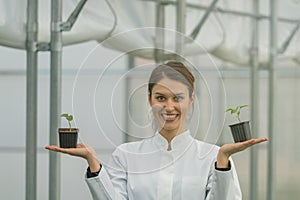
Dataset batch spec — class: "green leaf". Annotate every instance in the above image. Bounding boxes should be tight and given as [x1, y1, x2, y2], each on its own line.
[235, 106, 239, 112]
[60, 113, 73, 129]
[226, 104, 248, 122]
[225, 108, 233, 113]
[60, 113, 68, 118]
[66, 115, 73, 121]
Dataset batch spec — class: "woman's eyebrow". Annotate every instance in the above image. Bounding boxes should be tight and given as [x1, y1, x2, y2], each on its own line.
[154, 92, 185, 96]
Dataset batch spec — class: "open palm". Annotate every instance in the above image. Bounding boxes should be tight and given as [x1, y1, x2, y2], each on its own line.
[220, 137, 268, 158]
[45, 143, 96, 160]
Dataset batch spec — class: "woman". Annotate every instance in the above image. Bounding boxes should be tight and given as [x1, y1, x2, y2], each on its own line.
[46, 61, 268, 199]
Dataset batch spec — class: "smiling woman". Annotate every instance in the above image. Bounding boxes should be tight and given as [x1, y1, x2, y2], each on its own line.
[45, 60, 268, 200]
[147, 62, 195, 144]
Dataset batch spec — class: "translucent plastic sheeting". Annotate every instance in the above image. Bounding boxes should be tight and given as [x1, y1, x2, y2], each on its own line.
[0, 0, 300, 65]
[211, 0, 300, 65]
[0, 0, 223, 57]
[0, 0, 116, 48]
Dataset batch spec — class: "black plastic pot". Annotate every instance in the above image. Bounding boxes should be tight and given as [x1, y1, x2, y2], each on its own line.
[229, 121, 252, 143]
[58, 128, 79, 148]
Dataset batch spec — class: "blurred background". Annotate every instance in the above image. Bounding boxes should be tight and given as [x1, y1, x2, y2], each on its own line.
[0, 0, 299, 199]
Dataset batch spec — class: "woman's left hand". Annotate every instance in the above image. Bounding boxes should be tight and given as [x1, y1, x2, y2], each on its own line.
[216, 137, 268, 168]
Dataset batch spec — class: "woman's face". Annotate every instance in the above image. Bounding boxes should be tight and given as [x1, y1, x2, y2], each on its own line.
[149, 77, 194, 134]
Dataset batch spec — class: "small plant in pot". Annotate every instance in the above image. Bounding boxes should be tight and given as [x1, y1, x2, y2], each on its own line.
[225, 105, 252, 143]
[59, 113, 79, 148]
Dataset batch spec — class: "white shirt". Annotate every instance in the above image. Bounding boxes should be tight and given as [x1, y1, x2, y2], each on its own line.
[85, 130, 242, 200]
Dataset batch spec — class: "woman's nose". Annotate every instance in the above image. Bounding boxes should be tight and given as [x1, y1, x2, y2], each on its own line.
[164, 100, 175, 111]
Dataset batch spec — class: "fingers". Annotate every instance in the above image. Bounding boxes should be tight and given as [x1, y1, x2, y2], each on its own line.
[45, 145, 73, 154]
[238, 137, 268, 150]
[45, 146, 64, 153]
[247, 137, 268, 145]
[256, 137, 268, 143]
[45, 144, 92, 160]
[45, 146, 58, 151]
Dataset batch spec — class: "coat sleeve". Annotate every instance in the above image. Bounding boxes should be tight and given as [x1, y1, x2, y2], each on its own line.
[205, 158, 242, 200]
[85, 147, 128, 200]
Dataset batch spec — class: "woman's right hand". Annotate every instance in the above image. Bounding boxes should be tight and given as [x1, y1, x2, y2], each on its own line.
[45, 143, 101, 172]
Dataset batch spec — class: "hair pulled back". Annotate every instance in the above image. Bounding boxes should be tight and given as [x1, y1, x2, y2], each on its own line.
[148, 61, 195, 98]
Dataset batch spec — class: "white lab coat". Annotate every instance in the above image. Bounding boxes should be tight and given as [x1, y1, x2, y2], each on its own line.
[85, 130, 242, 200]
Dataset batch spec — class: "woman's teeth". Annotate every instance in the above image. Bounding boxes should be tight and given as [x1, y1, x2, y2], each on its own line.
[162, 114, 178, 120]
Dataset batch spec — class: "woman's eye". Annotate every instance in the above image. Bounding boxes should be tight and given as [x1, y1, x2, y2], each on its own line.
[156, 96, 165, 101]
[174, 96, 183, 102]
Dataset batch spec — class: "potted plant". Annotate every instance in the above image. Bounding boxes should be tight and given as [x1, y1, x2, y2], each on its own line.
[58, 113, 79, 148]
[225, 105, 252, 143]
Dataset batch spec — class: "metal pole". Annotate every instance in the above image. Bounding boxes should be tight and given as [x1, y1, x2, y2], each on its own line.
[49, 0, 62, 199]
[154, 0, 165, 63]
[175, 0, 186, 58]
[278, 20, 300, 54]
[267, 0, 278, 199]
[189, 0, 219, 40]
[145, 0, 298, 24]
[60, 0, 88, 31]
[26, 0, 38, 199]
[249, 0, 259, 199]
[125, 55, 134, 143]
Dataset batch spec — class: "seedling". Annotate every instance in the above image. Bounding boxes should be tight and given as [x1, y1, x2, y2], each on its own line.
[60, 113, 73, 131]
[225, 105, 248, 122]
[59, 113, 78, 148]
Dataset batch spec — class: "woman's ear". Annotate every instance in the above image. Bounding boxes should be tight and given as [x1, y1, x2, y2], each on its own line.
[190, 92, 195, 105]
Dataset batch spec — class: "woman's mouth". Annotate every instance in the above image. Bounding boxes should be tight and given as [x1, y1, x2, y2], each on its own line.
[161, 114, 179, 122]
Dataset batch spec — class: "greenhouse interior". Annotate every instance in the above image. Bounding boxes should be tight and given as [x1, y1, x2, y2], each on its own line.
[0, 0, 299, 200]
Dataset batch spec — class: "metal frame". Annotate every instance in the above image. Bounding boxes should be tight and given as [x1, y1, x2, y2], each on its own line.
[267, 1, 278, 200]
[189, 0, 219, 40]
[154, 0, 166, 63]
[48, 1, 63, 199]
[25, 0, 87, 199]
[144, 0, 298, 23]
[249, 0, 259, 199]
[278, 20, 300, 54]
[26, 0, 38, 199]
[175, 0, 186, 57]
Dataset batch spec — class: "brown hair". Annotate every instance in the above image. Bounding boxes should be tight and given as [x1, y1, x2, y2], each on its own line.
[148, 61, 195, 97]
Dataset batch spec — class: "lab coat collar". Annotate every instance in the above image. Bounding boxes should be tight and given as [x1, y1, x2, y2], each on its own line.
[153, 130, 193, 151]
